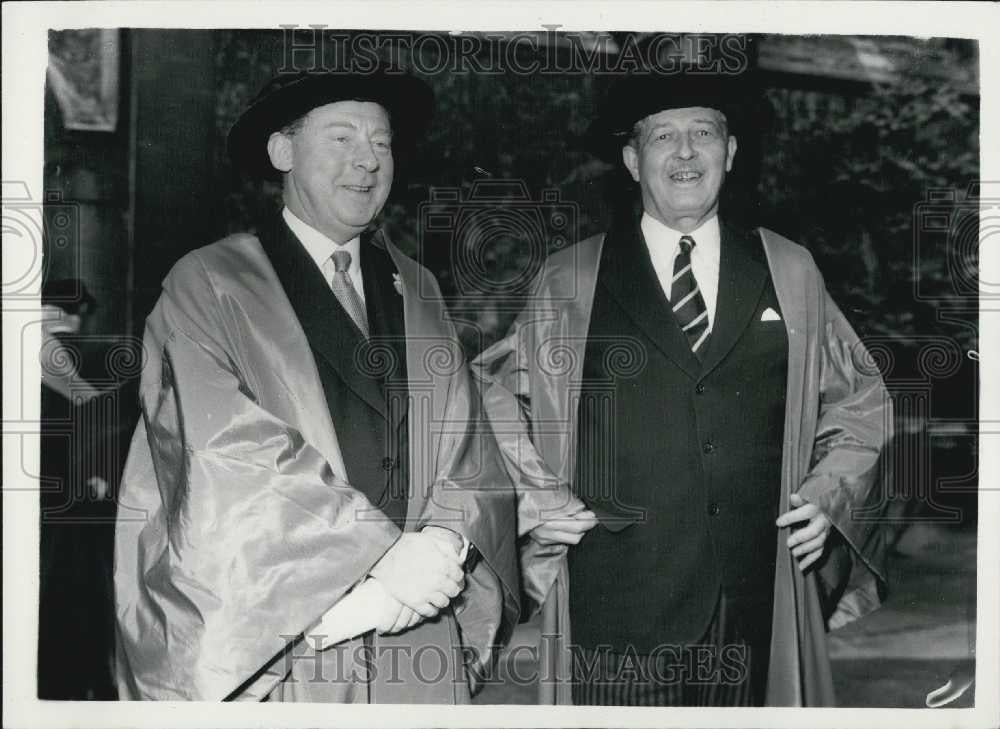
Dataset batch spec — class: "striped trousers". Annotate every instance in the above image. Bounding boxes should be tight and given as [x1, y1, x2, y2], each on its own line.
[570, 592, 763, 706]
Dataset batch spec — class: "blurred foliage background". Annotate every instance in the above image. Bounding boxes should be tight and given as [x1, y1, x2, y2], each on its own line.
[211, 31, 980, 520]
[41, 28, 980, 532]
[213, 31, 978, 355]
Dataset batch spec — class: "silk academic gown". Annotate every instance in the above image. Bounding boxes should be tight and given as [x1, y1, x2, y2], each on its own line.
[114, 228, 518, 701]
[472, 226, 891, 706]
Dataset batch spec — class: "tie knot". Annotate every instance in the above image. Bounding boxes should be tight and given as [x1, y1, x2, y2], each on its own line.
[331, 249, 352, 273]
[679, 235, 696, 255]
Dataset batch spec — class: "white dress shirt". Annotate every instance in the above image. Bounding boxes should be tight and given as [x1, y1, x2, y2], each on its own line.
[283, 206, 366, 303]
[641, 213, 721, 330]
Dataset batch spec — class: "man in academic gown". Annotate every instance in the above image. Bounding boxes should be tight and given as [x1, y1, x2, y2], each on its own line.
[473, 73, 891, 706]
[39, 279, 117, 699]
[114, 69, 518, 702]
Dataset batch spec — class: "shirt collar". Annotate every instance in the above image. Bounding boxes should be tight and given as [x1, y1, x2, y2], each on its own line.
[640, 212, 721, 259]
[282, 206, 361, 277]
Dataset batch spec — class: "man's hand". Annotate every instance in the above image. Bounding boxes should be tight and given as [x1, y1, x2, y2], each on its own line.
[87, 475, 109, 500]
[776, 493, 832, 571]
[369, 578, 423, 635]
[311, 577, 423, 646]
[370, 531, 465, 618]
[529, 498, 598, 547]
[384, 604, 423, 634]
[421, 525, 465, 559]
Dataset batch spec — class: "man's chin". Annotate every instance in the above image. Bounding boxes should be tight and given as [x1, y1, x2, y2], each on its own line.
[335, 197, 387, 223]
[332, 206, 380, 230]
[662, 201, 714, 219]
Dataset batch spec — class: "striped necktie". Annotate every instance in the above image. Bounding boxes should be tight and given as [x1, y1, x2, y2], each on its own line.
[671, 235, 710, 355]
[325, 249, 369, 338]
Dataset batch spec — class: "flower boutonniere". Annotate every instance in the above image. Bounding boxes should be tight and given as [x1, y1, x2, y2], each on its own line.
[392, 273, 403, 295]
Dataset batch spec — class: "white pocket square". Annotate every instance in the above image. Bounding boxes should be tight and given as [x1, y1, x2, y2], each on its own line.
[760, 307, 781, 322]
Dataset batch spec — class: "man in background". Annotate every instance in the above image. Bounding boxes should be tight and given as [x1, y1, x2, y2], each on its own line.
[39, 278, 116, 699]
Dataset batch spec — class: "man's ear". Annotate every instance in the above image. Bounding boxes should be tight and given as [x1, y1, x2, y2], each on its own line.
[622, 144, 641, 183]
[725, 135, 738, 172]
[266, 132, 294, 174]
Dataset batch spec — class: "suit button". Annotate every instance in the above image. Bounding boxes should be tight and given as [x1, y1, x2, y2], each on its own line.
[382, 457, 396, 471]
[695, 383, 706, 395]
[702, 441, 715, 454]
[707, 502, 721, 516]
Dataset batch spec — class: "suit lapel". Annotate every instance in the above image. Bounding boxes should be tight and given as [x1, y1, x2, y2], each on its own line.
[699, 223, 769, 376]
[362, 231, 406, 347]
[361, 231, 408, 433]
[597, 214, 702, 380]
[259, 217, 387, 419]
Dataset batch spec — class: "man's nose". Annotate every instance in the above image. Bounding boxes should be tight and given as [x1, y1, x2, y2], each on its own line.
[675, 135, 696, 160]
[354, 142, 379, 171]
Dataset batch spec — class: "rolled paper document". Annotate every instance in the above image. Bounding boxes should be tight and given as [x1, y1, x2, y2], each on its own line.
[309, 528, 469, 648]
[310, 578, 389, 648]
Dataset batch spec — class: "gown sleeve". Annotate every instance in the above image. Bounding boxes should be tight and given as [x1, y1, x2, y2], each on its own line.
[472, 313, 577, 609]
[797, 289, 892, 627]
[114, 254, 400, 700]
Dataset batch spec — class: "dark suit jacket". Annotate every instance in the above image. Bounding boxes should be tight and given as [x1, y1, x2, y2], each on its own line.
[259, 217, 410, 529]
[568, 213, 788, 656]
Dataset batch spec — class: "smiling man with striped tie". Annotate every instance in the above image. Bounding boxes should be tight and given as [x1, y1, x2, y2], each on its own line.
[474, 71, 892, 706]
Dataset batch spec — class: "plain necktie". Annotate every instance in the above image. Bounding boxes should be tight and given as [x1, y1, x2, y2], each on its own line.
[671, 235, 710, 355]
[325, 249, 369, 338]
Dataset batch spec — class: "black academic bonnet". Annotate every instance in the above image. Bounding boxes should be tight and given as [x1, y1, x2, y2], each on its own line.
[227, 68, 434, 180]
[586, 72, 757, 162]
